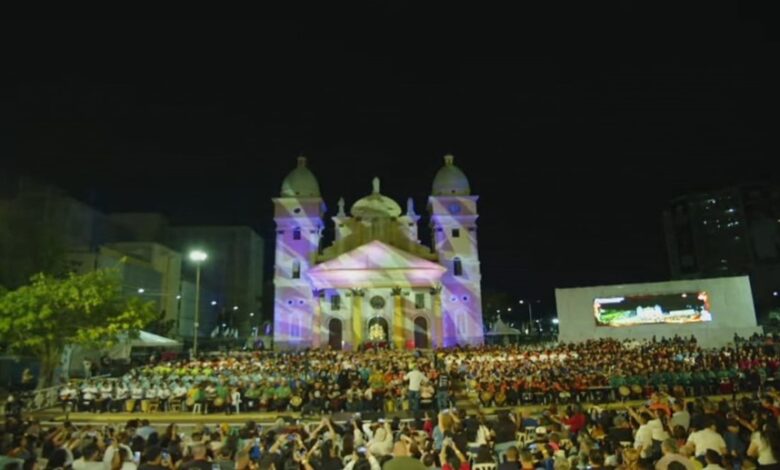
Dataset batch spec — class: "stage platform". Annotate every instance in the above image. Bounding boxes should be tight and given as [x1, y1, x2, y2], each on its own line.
[26, 392, 749, 427]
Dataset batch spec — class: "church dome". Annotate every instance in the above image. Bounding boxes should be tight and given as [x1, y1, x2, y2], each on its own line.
[350, 177, 402, 218]
[432, 154, 470, 196]
[280, 156, 321, 197]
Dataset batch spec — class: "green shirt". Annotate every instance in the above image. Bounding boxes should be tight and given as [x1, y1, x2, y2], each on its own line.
[276, 385, 292, 399]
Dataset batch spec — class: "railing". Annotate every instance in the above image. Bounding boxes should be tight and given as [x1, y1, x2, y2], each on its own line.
[1, 374, 113, 414]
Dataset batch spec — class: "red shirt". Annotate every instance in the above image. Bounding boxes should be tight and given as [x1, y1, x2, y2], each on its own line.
[564, 413, 587, 434]
[443, 463, 470, 470]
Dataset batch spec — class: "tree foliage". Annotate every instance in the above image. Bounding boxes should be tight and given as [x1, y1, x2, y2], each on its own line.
[0, 269, 158, 386]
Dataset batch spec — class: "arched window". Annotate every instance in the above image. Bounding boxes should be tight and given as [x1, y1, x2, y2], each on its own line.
[453, 257, 463, 276]
[293, 228, 301, 240]
[291, 313, 302, 338]
[292, 261, 301, 279]
[457, 312, 467, 338]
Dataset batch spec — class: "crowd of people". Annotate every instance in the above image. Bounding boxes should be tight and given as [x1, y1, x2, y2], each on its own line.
[49, 335, 780, 416]
[5, 386, 780, 469]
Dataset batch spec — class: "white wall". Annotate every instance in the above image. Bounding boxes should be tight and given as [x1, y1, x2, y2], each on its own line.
[555, 276, 761, 348]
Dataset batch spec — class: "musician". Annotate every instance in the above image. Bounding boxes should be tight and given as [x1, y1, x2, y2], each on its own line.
[143, 383, 158, 413]
[81, 380, 98, 413]
[420, 382, 436, 410]
[157, 383, 171, 412]
[229, 387, 242, 414]
[129, 380, 144, 412]
[274, 380, 292, 411]
[243, 383, 261, 412]
[346, 383, 361, 412]
[361, 385, 373, 412]
[214, 381, 230, 413]
[59, 382, 79, 412]
[204, 381, 218, 408]
[113, 381, 129, 412]
[98, 380, 113, 413]
[300, 384, 322, 415]
[436, 367, 451, 411]
[368, 368, 385, 411]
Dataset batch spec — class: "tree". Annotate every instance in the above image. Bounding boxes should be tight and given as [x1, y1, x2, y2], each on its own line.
[0, 269, 158, 387]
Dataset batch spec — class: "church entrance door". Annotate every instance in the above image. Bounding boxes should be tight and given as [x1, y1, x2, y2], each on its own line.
[414, 316, 429, 349]
[328, 318, 342, 350]
[367, 317, 389, 342]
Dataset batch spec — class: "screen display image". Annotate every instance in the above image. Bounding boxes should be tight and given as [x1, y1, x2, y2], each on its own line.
[594, 292, 712, 327]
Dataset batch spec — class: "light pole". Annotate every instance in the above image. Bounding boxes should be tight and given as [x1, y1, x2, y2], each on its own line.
[189, 250, 208, 357]
[519, 300, 533, 333]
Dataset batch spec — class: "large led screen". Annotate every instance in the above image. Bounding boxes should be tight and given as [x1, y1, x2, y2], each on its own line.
[594, 292, 712, 327]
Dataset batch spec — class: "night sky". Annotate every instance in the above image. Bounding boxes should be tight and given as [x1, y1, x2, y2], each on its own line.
[1, 16, 778, 313]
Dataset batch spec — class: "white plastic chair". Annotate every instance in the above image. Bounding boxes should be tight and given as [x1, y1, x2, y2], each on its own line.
[473, 463, 497, 470]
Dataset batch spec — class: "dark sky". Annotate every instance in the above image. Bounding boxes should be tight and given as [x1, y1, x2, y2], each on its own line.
[1, 15, 778, 312]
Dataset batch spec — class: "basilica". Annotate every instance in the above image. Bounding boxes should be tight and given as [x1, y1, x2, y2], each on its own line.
[272, 155, 484, 350]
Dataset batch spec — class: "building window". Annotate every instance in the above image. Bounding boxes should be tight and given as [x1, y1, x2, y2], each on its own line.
[452, 228, 460, 238]
[293, 228, 301, 240]
[331, 294, 341, 310]
[291, 314, 302, 338]
[457, 313, 466, 337]
[415, 293, 425, 309]
[292, 261, 301, 279]
[453, 258, 463, 276]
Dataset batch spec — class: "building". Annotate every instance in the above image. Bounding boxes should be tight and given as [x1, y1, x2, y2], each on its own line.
[664, 184, 780, 319]
[166, 226, 265, 337]
[0, 177, 264, 341]
[273, 155, 485, 350]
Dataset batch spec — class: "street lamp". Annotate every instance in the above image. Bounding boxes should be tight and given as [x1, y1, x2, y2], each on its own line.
[189, 249, 208, 357]
[519, 300, 534, 332]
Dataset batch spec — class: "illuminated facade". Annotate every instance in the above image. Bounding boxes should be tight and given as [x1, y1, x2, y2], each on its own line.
[273, 155, 484, 350]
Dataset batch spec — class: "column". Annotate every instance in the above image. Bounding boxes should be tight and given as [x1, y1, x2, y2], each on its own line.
[392, 287, 404, 349]
[352, 289, 364, 346]
[431, 286, 443, 348]
[312, 289, 322, 349]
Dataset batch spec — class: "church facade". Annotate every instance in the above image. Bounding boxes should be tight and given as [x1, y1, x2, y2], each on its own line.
[272, 155, 484, 350]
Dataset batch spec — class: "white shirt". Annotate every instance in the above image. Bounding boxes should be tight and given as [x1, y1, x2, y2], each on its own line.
[671, 410, 691, 431]
[634, 423, 654, 458]
[99, 385, 113, 399]
[115, 386, 128, 399]
[404, 370, 426, 392]
[687, 428, 727, 456]
[752, 431, 778, 465]
[72, 458, 104, 470]
[103, 444, 133, 470]
[82, 386, 97, 400]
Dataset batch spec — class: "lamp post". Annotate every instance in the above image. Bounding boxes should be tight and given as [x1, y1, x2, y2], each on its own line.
[519, 300, 533, 334]
[189, 250, 208, 357]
